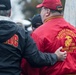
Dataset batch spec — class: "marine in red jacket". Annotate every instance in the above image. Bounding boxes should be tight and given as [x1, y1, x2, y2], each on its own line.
[21, 8, 67, 75]
[30, 0, 76, 75]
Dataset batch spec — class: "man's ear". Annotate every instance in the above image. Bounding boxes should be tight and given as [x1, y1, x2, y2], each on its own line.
[45, 9, 50, 17]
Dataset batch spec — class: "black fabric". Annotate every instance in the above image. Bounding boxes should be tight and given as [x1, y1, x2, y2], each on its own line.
[31, 14, 43, 28]
[0, 21, 18, 43]
[0, 0, 11, 10]
[0, 20, 58, 75]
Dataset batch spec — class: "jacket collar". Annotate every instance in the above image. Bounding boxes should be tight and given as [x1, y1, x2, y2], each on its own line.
[0, 16, 12, 21]
[44, 15, 63, 23]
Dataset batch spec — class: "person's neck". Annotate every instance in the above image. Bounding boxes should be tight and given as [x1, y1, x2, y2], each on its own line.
[44, 14, 63, 23]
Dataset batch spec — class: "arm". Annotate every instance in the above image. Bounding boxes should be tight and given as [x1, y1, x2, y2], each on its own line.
[23, 33, 67, 67]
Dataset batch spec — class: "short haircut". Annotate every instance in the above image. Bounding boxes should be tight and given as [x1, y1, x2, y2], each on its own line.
[0, 9, 10, 16]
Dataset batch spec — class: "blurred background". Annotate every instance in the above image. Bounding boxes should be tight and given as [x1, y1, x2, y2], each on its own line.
[10, 0, 66, 31]
[11, 0, 66, 20]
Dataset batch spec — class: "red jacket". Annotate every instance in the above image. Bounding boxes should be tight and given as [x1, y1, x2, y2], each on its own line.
[21, 58, 39, 75]
[31, 16, 76, 75]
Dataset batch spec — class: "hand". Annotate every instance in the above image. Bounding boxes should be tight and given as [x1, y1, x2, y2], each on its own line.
[55, 47, 67, 61]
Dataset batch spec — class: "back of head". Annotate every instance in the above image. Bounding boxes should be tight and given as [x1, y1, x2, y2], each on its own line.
[36, 0, 63, 23]
[0, 0, 11, 16]
[31, 14, 43, 29]
[37, 0, 63, 12]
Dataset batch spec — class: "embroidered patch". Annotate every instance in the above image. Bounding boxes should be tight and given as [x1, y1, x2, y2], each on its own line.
[57, 29, 76, 52]
[4, 34, 18, 47]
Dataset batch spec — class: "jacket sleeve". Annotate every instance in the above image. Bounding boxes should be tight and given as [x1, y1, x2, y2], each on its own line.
[23, 33, 58, 67]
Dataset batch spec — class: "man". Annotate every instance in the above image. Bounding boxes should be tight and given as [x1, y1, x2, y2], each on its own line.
[30, 0, 76, 75]
[31, 14, 43, 31]
[0, 0, 67, 75]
